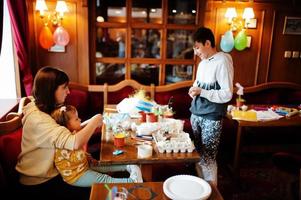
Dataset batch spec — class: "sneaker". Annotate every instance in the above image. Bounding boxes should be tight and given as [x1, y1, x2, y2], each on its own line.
[128, 165, 143, 183]
[126, 165, 132, 173]
[199, 162, 218, 186]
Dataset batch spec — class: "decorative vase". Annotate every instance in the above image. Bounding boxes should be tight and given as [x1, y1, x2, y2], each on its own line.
[146, 113, 158, 123]
[139, 111, 146, 123]
[236, 98, 245, 108]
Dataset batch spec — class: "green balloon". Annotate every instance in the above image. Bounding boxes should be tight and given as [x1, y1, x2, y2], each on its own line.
[234, 30, 247, 51]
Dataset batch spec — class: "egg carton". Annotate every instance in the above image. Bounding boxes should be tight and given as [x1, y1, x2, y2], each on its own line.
[153, 131, 195, 153]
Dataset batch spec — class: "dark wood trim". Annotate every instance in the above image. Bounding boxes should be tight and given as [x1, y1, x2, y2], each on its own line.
[96, 22, 127, 28]
[265, 10, 276, 83]
[125, 0, 132, 80]
[244, 81, 301, 93]
[0, 97, 31, 134]
[89, 0, 96, 84]
[69, 82, 89, 91]
[0, 116, 22, 134]
[155, 80, 193, 92]
[254, 10, 265, 85]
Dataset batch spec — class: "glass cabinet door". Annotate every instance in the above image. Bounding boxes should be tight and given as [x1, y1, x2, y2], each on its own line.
[95, 0, 126, 23]
[131, 63, 159, 85]
[131, 29, 161, 58]
[95, 28, 126, 58]
[91, 0, 199, 85]
[96, 62, 125, 85]
[168, 0, 197, 24]
[132, 0, 162, 24]
[165, 64, 193, 84]
[166, 30, 194, 59]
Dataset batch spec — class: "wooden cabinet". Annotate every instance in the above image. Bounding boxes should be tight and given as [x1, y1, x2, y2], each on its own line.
[89, 0, 205, 85]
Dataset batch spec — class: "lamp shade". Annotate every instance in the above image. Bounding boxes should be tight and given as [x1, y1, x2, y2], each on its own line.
[56, 1, 69, 13]
[225, 8, 237, 19]
[242, 7, 254, 19]
[35, 0, 48, 11]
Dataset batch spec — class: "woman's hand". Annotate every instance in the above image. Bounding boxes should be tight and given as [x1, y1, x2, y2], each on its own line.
[189, 86, 202, 98]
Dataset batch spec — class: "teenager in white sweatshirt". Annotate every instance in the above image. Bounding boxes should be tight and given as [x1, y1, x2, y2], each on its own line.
[189, 27, 234, 185]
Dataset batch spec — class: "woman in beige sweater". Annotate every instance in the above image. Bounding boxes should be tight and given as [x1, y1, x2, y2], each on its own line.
[15, 66, 102, 199]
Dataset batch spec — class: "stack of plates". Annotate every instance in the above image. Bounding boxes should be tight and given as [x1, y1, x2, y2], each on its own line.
[163, 175, 211, 200]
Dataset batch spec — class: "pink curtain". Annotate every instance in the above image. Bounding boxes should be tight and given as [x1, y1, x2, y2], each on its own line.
[7, 0, 33, 96]
[0, 0, 3, 55]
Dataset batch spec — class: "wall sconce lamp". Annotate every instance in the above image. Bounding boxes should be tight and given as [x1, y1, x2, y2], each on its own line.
[225, 7, 255, 31]
[225, 7, 237, 24]
[221, 6, 255, 52]
[242, 7, 255, 27]
[36, 0, 70, 49]
[35, 0, 69, 26]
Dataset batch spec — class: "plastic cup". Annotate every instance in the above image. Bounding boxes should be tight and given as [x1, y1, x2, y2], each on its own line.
[137, 144, 153, 158]
[114, 133, 126, 147]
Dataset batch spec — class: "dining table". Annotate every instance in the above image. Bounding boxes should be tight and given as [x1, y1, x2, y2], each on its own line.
[98, 105, 224, 200]
[227, 104, 301, 176]
[89, 181, 224, 200]
[99, 122, 201, 181]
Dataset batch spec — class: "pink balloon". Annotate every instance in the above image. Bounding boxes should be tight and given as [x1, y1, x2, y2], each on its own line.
[53, 26, 70, 46]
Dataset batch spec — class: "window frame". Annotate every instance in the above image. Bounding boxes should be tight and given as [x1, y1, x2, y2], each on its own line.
[89, 0, 202, 85]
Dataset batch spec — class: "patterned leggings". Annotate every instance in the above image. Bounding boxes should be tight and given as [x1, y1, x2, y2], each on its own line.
[190, 114, 222, 166]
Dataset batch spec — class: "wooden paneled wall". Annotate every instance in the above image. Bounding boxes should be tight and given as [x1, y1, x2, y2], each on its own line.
[27, 0, 89, 84]
[205, 0, 301, 86]
[26, 0, 301, 87]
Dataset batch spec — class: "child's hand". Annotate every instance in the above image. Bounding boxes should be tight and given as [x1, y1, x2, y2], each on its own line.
[91, 114, 103, 128]
[87, 153, 99, 167]
[188, 86, 201, 98]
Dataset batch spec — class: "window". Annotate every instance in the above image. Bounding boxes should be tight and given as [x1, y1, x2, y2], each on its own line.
[90, 0, 201, 85]
[0, 0, 20, 99]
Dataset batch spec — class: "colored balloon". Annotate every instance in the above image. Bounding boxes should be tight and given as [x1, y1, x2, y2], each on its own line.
[220, 30, 234, 52]
[53, 26, 70, 46]
[39, 26, 54, 49]
[234, 30, 247, 51]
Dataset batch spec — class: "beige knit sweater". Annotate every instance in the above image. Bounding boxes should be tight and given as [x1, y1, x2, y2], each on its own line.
[15, 97, 76, 185]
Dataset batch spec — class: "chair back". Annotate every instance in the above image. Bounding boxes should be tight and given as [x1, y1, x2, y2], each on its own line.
[0, 97, 30, 189]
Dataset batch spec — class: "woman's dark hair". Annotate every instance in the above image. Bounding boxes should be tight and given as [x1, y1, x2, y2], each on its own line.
[32, 66, 69, 114]
[193, 27, 215, 48]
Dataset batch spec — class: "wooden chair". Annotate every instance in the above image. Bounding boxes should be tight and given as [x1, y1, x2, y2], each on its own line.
[0, 97, 30, 191]
[0, 97, 30, 134]
[88, 79, 155, 113]
[154, 81, 193, 133]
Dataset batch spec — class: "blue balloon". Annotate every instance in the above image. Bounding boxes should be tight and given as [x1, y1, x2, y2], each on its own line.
[220, 30, 234, 52]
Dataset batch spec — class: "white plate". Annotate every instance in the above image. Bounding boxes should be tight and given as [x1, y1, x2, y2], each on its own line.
[163, 175, 211, 200]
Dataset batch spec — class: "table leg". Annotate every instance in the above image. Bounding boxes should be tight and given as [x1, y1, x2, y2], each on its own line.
[299, 169, 301, 200]
[233, 126, 242, 175]
[195, 163, 203, 178]
[141, 164, 153, 182]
